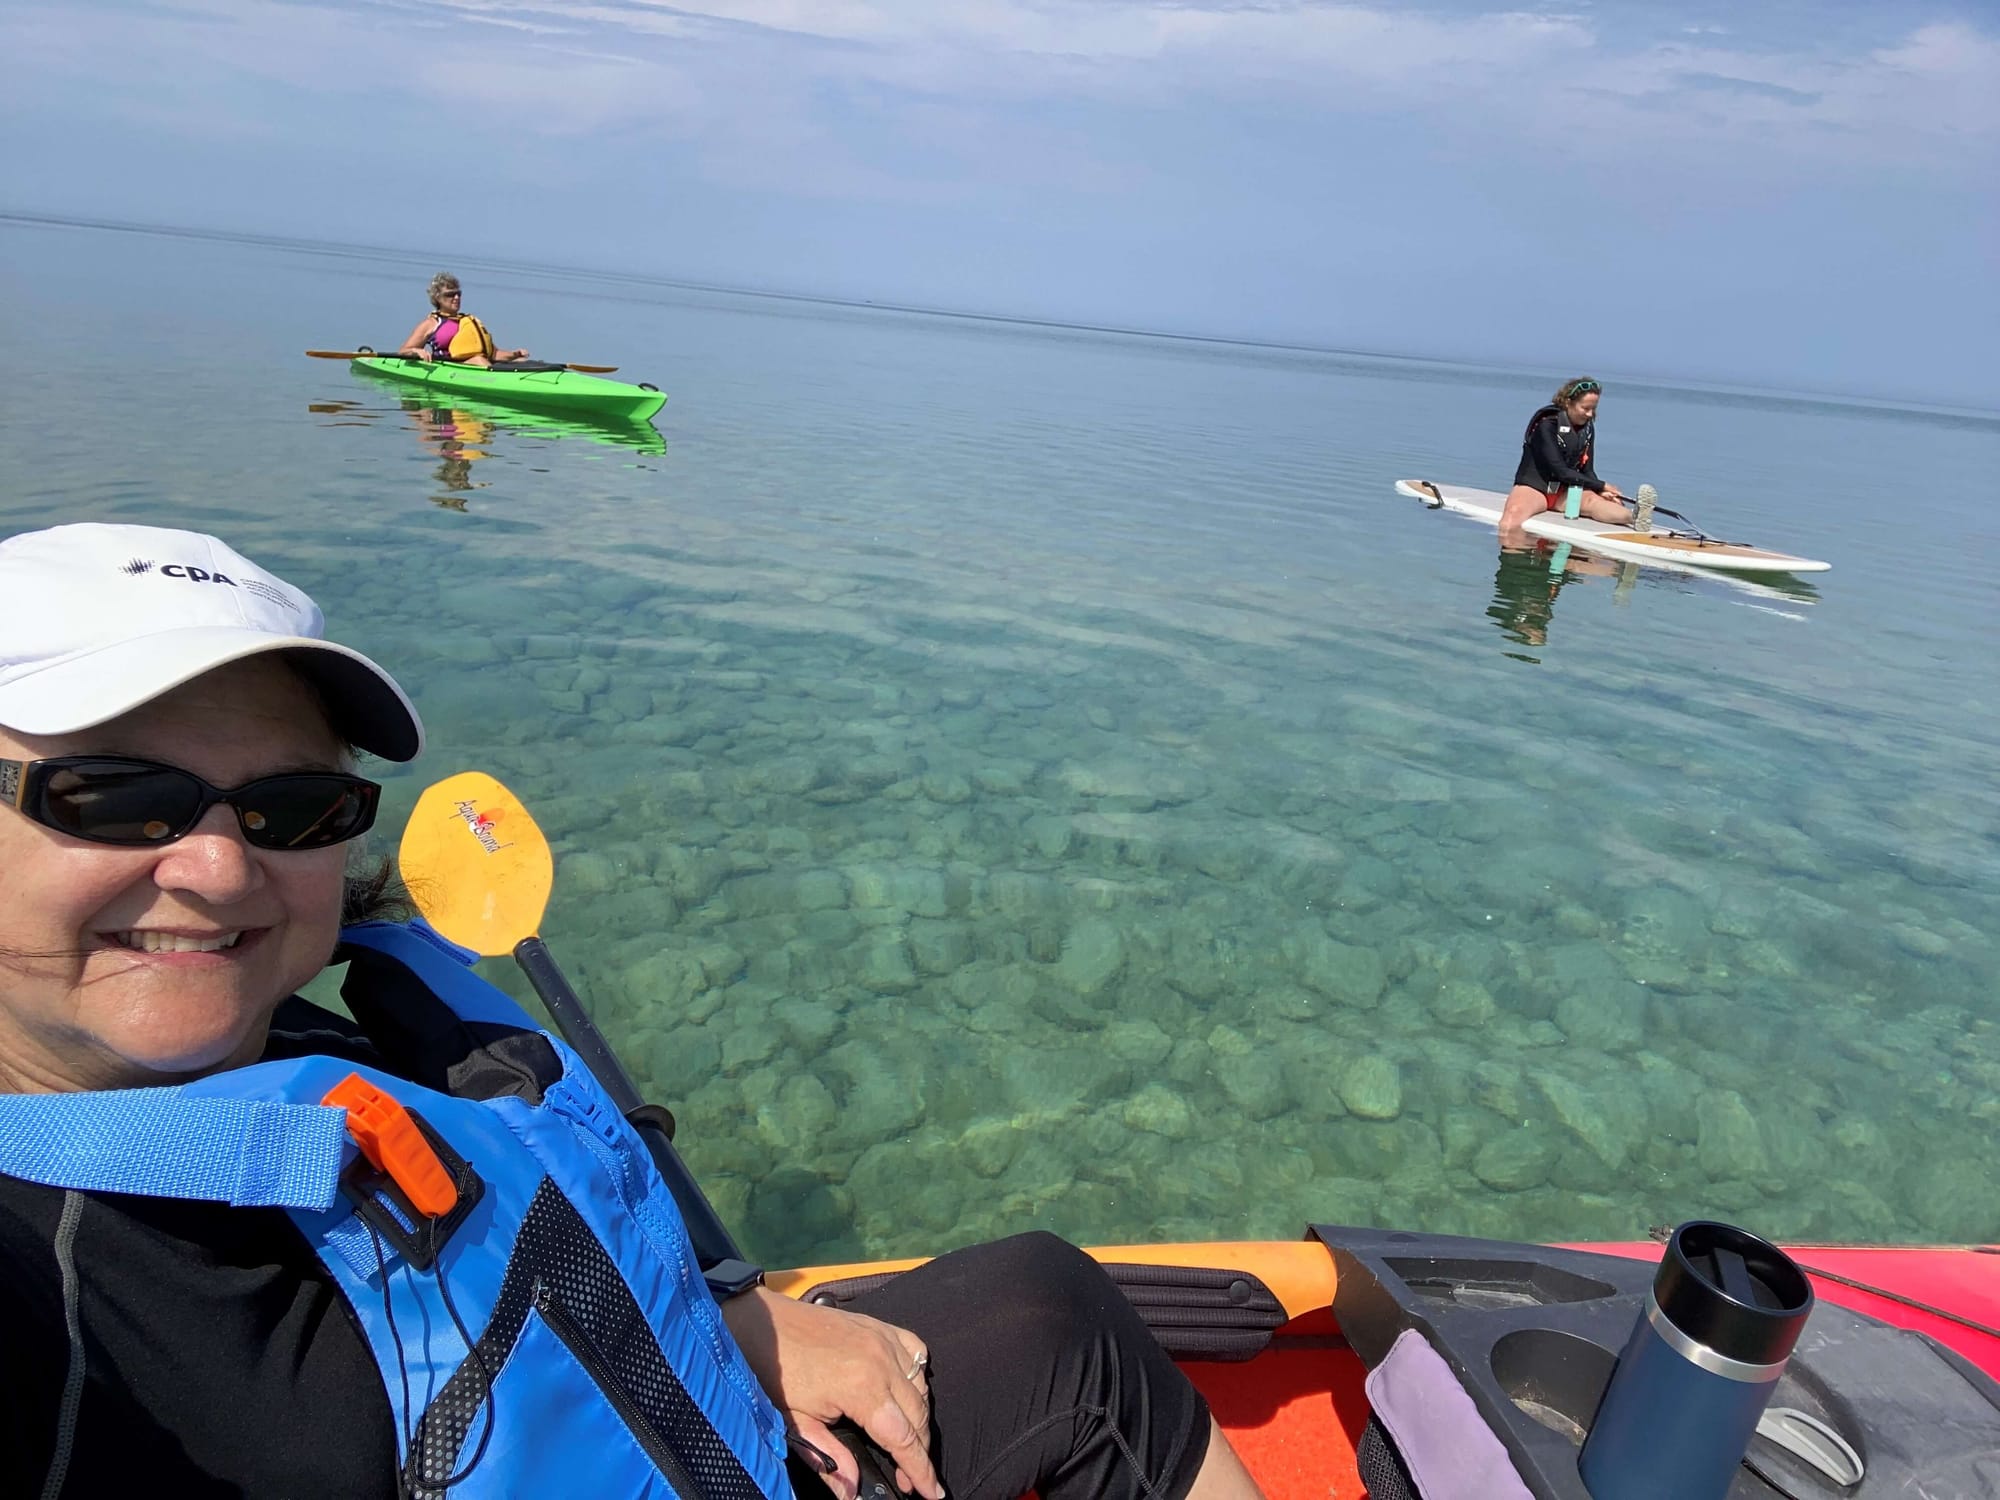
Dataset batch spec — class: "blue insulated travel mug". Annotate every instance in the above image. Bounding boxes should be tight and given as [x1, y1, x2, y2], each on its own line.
[1578, 1221, 1814, 1500]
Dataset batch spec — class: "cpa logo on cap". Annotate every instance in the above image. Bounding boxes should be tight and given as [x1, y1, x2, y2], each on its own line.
[125, 557, 241, 586]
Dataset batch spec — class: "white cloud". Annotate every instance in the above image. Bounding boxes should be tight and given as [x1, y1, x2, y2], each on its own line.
[369, 1, 2000, 154]
[8, 0, 1995, 185]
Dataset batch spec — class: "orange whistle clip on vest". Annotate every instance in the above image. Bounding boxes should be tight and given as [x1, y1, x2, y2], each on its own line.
[323, 1073, 461, 1219]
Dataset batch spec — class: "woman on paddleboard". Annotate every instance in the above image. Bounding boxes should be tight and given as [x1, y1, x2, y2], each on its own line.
[398, 271, 532, 367]
[1499, 376, 1632, 536]
[0, 523, 1264, 1500]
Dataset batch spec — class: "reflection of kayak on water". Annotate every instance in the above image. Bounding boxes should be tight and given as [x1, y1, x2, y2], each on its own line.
[338, 371, 670, 456]
[1398, 480, 1832, 575]
[402, 397, 667, 457]
[780, 1229, 2000, 1499]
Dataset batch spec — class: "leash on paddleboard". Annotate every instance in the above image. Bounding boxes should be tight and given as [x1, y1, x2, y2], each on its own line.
[399, 772, 748, 1270]
[1628, 489, 1754, 549]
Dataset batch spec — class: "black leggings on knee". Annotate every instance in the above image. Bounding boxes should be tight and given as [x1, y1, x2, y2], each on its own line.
[786, 1231, 1212, 1500]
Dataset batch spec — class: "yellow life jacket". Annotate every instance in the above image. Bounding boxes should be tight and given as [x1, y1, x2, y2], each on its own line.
[445, 313, 498, 361]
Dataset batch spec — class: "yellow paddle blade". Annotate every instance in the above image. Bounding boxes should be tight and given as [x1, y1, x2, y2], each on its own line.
[396, 771, 553, 956]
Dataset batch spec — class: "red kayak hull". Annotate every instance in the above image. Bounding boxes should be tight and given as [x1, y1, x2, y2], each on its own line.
[1582, 1241, 2000, 1378]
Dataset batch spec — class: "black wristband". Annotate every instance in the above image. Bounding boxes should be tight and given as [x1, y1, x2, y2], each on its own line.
[701, 1257, 766, 1301]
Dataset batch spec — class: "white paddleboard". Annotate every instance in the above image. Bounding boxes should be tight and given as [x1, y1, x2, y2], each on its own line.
[1395, 480, 1832, 574]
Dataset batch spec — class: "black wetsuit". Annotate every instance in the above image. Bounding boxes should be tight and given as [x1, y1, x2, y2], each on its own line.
[1513, 405, 1602, 494]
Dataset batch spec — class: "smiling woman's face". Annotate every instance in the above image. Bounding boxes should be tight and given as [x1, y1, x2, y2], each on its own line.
[0, 657, 351, 1094]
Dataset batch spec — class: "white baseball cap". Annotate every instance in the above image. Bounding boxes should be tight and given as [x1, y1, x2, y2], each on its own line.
[0, 523, 423, 762]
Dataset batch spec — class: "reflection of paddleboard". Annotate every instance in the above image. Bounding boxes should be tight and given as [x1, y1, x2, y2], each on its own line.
[1395, 479, 1832, 574]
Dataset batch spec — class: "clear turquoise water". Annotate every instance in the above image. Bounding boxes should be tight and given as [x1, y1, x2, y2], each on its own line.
[5, 217, 1997, 1266]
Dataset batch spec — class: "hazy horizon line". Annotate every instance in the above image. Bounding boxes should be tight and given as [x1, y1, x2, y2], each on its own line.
[5, 207, 1994, 425]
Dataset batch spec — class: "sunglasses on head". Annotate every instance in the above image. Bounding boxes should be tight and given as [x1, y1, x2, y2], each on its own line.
[0, 756, 380, 850]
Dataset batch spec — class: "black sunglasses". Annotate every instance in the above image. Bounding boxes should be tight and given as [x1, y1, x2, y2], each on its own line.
[0, 756, 380, 850]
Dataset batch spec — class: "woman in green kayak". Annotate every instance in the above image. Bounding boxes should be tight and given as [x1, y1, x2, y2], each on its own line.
[0, 522, 1265, 1500]
[398, 271, 532, 367]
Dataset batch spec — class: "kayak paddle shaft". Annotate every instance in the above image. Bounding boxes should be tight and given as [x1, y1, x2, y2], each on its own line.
[513, 935, 746, 1265]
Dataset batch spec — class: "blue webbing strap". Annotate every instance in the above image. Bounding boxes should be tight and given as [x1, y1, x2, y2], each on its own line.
[320, 1205, 390, 1279]
[0, 1091, 348, 1209]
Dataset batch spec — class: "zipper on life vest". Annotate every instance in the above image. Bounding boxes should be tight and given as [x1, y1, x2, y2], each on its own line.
[533, 1279, 708, 1500]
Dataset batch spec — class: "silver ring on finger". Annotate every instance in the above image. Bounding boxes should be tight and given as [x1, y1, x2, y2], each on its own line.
[905, 1351, 928, 1382]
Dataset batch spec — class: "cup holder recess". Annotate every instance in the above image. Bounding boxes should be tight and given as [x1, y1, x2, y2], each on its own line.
[1386, 1257, 1618, 1310]
[1491, 1328, 1618, 1445]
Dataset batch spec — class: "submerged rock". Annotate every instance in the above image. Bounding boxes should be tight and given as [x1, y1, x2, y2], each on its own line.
[1554, 987, 1649, 1052]
[559, 849, 621, 895]
[1055, 918, 1125, 995]
[1215, 1052, 1292, 1121]
[1535, 1069, 1647, 1170]
[1339, 1054, 1403, 1121]
[1293, 932, 1388, 1009]
[1472, 1128, 1559, 1192]
[1905, 1155, 2000, 1241]
[855, 933, 919, 994]
[1122, 1084, 1195, 1139]
[1695, 1089, 1770, 1182]
[1429, 978, 1498, 1028]
[1102, 1019, 1176, 1067]
[908, 919, 976, 976]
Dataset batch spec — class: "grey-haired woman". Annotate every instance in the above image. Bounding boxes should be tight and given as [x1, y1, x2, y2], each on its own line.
[397, 272, 531, 366]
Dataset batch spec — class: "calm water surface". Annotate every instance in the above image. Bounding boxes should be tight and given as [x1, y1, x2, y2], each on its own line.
[4, 218, 1997, 1265]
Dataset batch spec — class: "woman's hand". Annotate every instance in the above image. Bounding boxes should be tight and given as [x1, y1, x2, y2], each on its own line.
[720, 1287, 942, 1500]
[1600, 483, 1625, 501]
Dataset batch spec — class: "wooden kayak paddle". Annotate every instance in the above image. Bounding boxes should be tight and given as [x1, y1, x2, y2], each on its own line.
[307, 349, 620, 374]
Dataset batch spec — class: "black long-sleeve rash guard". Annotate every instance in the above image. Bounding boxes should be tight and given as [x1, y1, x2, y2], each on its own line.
[1513, 405, 1602, 493]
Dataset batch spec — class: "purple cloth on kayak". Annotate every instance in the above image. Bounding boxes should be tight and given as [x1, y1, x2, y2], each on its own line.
[1363, 1328, 1536, 1500]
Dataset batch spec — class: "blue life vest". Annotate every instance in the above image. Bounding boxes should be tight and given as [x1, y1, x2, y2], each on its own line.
[0, 920, 793, 1500]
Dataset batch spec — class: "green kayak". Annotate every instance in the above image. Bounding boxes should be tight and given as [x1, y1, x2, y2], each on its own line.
[350, 355, 666, 422]
[349, 370, 668, 456]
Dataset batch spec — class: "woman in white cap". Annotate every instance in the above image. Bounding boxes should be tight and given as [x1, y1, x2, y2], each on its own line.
[0, 523, 1264, 1500]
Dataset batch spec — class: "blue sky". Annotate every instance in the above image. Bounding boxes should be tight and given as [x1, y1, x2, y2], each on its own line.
[4, 0, 1996, 405]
